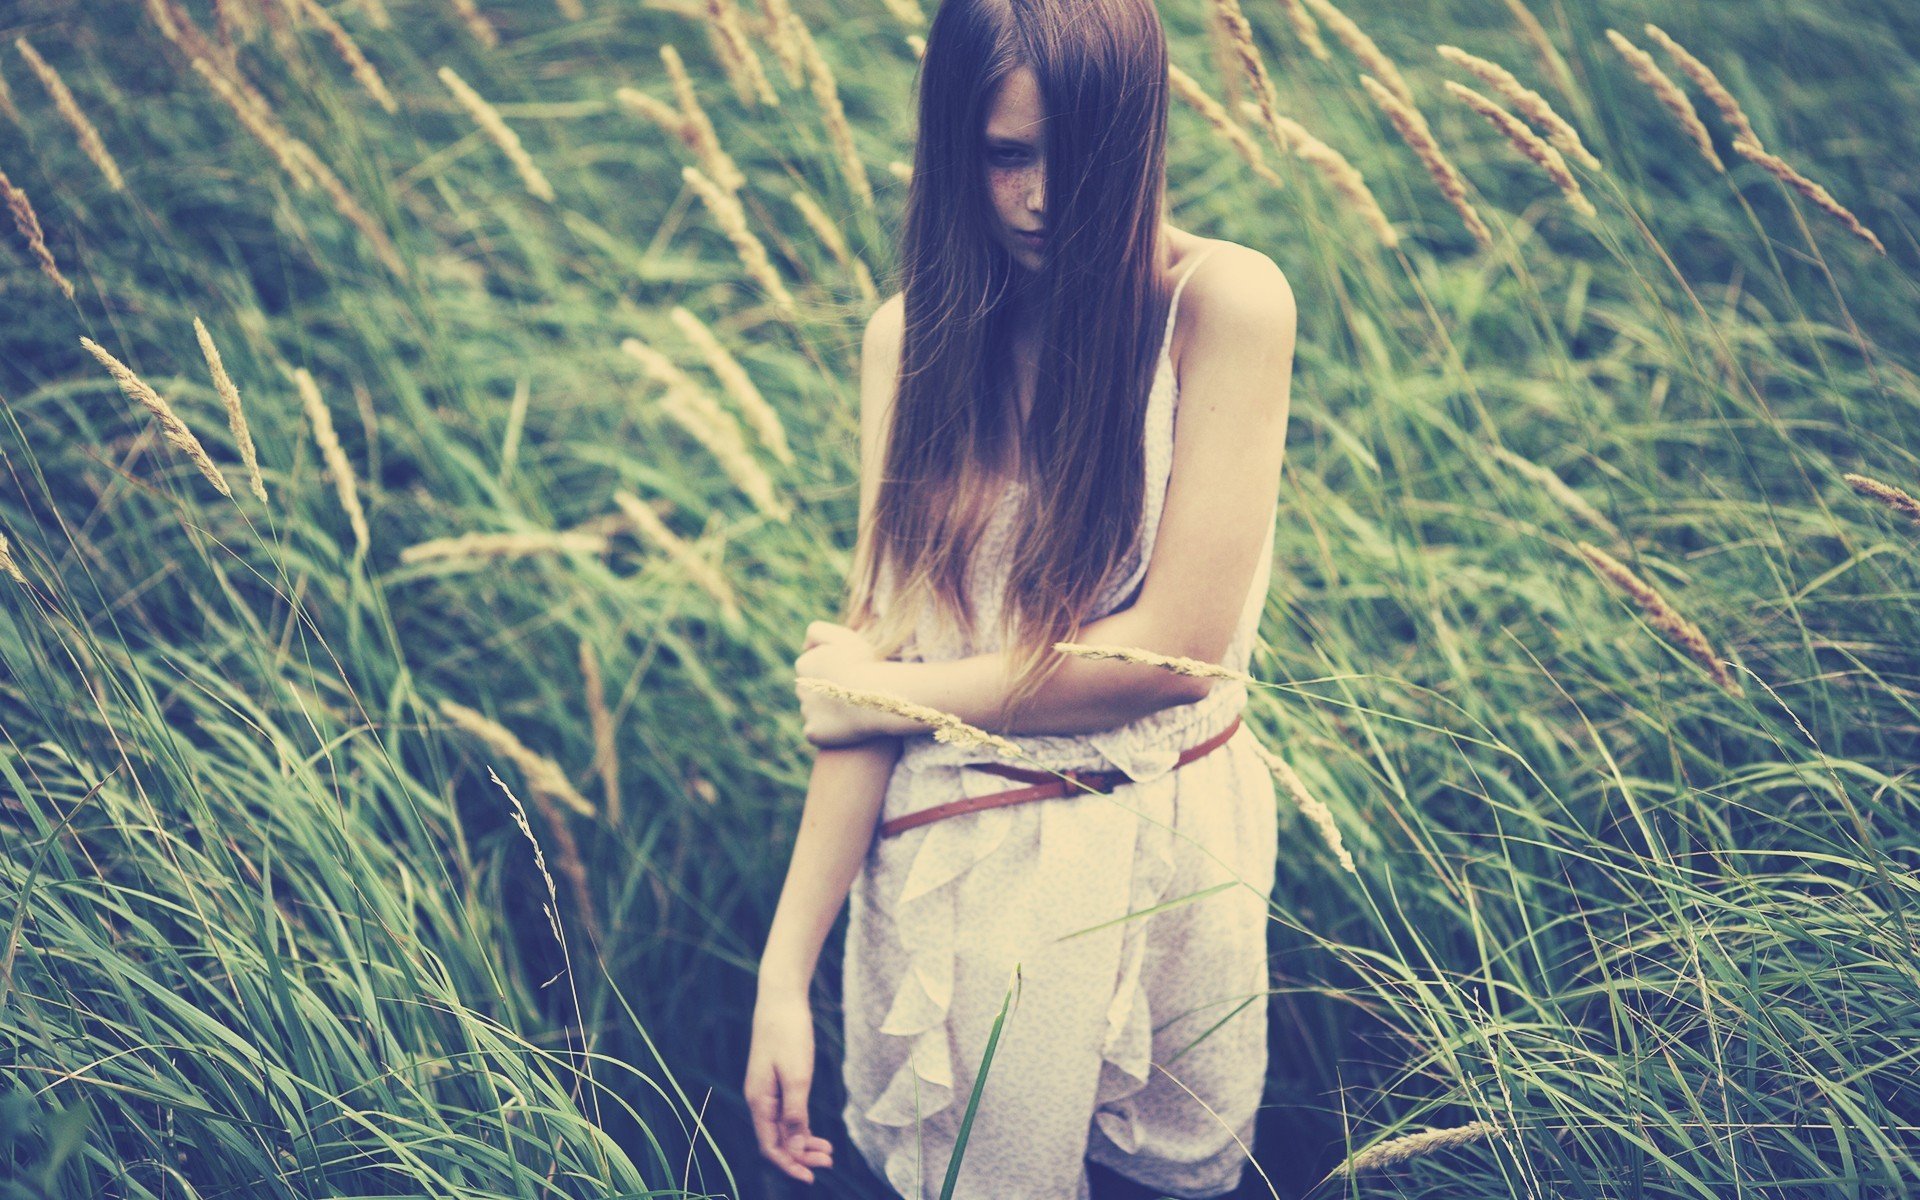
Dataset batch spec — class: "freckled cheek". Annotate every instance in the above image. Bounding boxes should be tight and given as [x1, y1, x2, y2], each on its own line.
[988, 168, 1040, 222]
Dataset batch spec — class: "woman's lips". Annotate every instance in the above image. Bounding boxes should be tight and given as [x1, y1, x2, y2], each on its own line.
[1017, 229, 1046, 247]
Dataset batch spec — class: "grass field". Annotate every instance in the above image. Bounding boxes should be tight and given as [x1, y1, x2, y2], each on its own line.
[1, 0, 1916, 1196]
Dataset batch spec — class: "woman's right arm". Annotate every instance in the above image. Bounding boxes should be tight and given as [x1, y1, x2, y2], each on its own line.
[745, 293, 909, 1182]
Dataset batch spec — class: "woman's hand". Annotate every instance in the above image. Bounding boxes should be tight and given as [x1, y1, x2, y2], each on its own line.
[744, 990, 834, 1183]
[795, 621, 915, 747]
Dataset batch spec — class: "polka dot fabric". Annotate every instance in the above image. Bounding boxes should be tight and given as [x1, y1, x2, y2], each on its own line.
[841, 245, 1279, 1199]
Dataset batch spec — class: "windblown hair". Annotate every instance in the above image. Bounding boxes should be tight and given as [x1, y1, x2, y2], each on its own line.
[843, 0, 1178, 730]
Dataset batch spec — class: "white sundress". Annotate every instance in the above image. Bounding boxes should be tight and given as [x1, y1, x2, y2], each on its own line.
[840, 244, 1280, 1200]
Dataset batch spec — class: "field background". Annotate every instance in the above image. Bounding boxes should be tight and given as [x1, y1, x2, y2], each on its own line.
[2, 0, 1917, 1196]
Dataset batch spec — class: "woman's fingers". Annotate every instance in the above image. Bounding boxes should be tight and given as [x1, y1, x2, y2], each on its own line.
[745, 1069, 806, 1178]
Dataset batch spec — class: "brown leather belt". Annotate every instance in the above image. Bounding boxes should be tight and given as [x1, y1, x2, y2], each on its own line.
[876, 715, 1243, 839]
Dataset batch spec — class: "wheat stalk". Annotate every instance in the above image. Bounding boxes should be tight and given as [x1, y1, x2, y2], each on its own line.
[1640, 24, 1758, 147]
[1577, 542, 1741, 697]
[795, 676, 1022, 757]
[681, 164, 799, 319]
[0, 530, 27, 586]
[1255, 106, 1398, 247]
[446, 0, 501, 48]
[1730, 136, 1885, 256]
[1437, 44, 1599, 170]
[612, 489, 744, 623]
[1606, 29, 1723, 172]
[790, 13, 874, 208]
[788, 187, 876, 299]
[1, 166, 75, 300]
[80, 337, 232, 497]
[1054, 640, 1258, 687]
[192, 317, 268, 503]
[14, 37, 126, 192]
[579, 639, 621, 824]
[289, 365, 370, 554]
[400, 529, 613, 563]
[296, 0, 398, 114]
[704, 0, 779, 108]
[669, 306, 793, 464]
[438, 66, 555, 202]
[1245, 736, 1355, 874]
[1171, 65, 1287, 190]
[1360, 74, 1491, 247]
[1331, 1122, 1500, 1176]
[661, 44, 747, 194]
[1443, 80, 1595, 217]
[1208, 0, 1292, 161]
[443, 700, 596, 818]
[1844, 472, 1920, 526]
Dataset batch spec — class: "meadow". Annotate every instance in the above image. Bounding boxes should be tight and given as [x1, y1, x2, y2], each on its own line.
[0, 0, 1916, 1196]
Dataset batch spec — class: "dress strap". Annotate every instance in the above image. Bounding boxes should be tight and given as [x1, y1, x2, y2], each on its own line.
[1159, 243, 1224, 362]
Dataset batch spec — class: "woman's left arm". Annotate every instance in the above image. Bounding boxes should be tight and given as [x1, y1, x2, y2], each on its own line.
[804, 250, 1296, 741]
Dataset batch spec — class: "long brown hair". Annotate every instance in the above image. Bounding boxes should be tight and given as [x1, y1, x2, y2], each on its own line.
[844, 0, 1179, 731]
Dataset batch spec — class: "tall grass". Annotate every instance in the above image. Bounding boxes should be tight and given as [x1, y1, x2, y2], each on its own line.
[1, 0, 1916, 1196]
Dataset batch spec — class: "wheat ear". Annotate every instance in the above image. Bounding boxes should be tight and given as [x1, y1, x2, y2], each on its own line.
[1606, 29, 1722, 172]
[192, 317, 268, 503]
[1577, 542, 1741, 697]
[1443, 80, 1595, 217]
[80, 337, 232, 497]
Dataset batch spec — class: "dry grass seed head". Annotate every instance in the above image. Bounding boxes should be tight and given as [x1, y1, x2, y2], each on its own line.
[1, 167, 75, 299]
[1334, 1122, 1502, 1176]
[1577, 541, 1741, 696]
[1171, 65, 1287, 190]
[703, 0, 780, 108]
[669, 306, 794, 464]
[289, 365, 371, 553]
[296, 0, 397, 113]
[681, 164, 798, 318]
[437, 66, 555, 202]
[611, 488, 744, 622]
[192, 317, 268, 503]
[1208, 0, 1292, 160]
[1436, 43, 1600, 170]
[794, 675, 1022, 757]
[661, 44, 747, 193]
[80, 336, 232, 496]
[1730, 136, 1886, 256]
[1443, 79, 1596, 216]
[1244, 736, 1356, 874]
[1605, 28, 1723, 172]
[1844, 472, 1920, 525]
[1359, 74, 1492, 247]
[14, 37, 126, 192]
[1256, 106, 1398, 246]
[1640, 23, 1758, 146]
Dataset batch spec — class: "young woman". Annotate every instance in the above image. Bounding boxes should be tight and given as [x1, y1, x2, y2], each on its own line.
[744, 0, 1295, 1194]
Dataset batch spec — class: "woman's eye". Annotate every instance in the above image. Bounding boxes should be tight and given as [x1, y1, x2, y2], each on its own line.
[990, 148, 1031, 167]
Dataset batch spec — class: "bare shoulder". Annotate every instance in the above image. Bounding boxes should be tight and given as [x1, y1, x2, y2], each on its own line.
[1180, 241, 1295, 343]
[1173, 241, 1296, 396]
[866, 290, 905, 354]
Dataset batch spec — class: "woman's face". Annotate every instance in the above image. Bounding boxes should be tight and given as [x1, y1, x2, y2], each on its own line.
[983, 65, 1048, 270]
